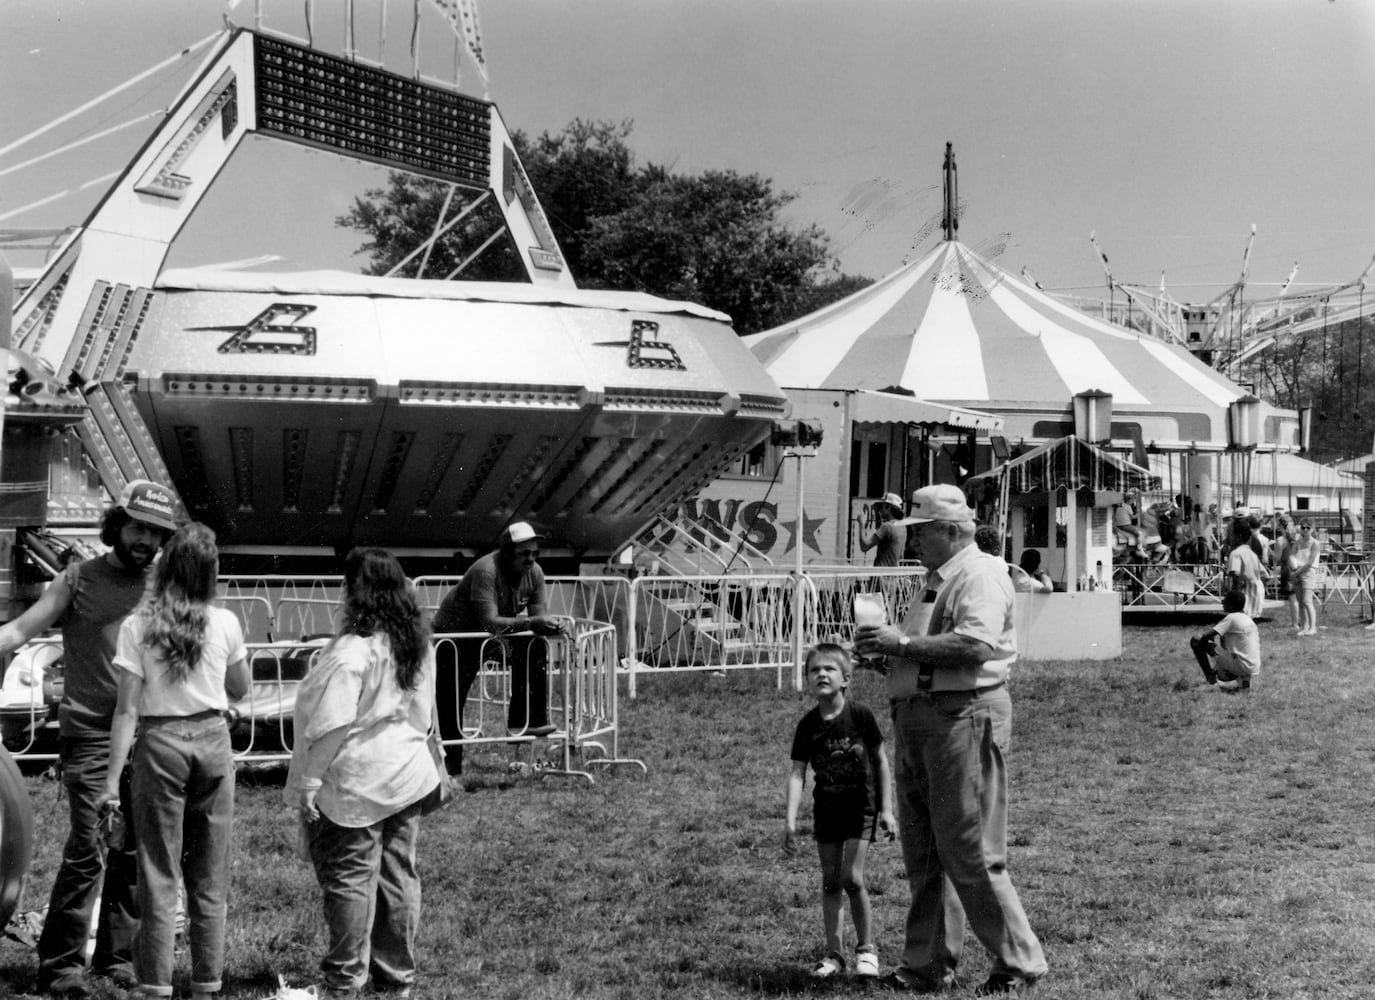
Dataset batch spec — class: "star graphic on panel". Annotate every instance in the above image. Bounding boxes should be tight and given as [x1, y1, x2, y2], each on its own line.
[781, 511, 826, 555]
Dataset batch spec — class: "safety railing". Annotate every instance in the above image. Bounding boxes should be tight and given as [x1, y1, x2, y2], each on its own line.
[624, 567, 929, 696]
[1112, 563, 1225, 607]
[1111, 560, 1375, 613]
[3, 623, 638, 780]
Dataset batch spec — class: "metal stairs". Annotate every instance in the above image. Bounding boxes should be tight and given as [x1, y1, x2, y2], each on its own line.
[624, 512, 781, 667]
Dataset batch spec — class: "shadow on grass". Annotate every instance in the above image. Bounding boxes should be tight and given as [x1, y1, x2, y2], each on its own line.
[710, 958, 842, 995]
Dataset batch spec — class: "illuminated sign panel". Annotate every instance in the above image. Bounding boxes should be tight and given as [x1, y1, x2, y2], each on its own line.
[254, 35, 491, 187]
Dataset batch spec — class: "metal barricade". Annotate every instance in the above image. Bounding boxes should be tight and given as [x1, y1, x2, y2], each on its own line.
[431, 626, 639, 784]
[228, 640, 323, 762]
[626, 572, 799, 696]
[220, 576, 343, 641]
[413, 574, 633, 655]
[625, 567, 928, 696]
[1112, 562, 1224, 607]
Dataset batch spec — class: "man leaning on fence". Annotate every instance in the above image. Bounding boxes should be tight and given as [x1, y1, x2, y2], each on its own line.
[431, 522, 567, 774]
[855, 484, 1046, 996]
[0, 480, 181, 999]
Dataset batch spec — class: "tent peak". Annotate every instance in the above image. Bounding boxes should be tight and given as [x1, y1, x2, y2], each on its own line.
[942, 142, 959, 242]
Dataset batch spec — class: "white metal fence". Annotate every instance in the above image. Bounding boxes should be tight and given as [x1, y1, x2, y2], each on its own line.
[2, 575, 642, 780]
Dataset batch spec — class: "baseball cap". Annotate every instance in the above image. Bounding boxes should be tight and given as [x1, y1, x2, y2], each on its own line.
[117, 479, 180, 532]
[504, 521, 544, 546]
[880, 491, 904, 511]
[898, 484, 975, 525]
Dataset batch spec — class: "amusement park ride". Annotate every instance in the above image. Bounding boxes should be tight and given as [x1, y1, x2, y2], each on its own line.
[1070, 227, 1375, 379]
[0, 3, 789, 599]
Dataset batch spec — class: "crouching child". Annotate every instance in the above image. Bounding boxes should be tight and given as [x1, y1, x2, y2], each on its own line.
[1190, 589, 1260, 692]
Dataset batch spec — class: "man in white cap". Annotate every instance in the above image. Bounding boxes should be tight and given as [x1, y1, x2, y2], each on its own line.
[855, 492, 907, 568]
[432, 523, 567, 768]
[855, 484, 1046, 996]
[0, 479, 180, 998]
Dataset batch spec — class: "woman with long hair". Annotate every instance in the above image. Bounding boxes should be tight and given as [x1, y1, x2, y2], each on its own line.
[286, 548, 441, 999]
[99, 523, 250, 1000]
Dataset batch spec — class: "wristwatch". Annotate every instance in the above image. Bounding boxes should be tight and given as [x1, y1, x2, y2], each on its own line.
[897, 636, 911, 655]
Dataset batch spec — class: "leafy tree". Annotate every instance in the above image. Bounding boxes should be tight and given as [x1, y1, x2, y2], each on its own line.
[337, 119, 871, 334]
[579, 169, 834, 334]
[336, 173, 525, 282]
[512, 119, 639, 280]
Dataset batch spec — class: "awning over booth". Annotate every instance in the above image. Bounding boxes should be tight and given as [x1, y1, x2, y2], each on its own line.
[968, 435, 1161, 495]
[850, 389, 1002, 432]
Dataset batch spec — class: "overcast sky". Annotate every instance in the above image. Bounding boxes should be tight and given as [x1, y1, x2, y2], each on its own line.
[3, 0, 1374, 301]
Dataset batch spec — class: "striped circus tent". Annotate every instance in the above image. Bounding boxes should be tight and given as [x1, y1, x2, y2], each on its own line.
[745, 241, 1279, 451]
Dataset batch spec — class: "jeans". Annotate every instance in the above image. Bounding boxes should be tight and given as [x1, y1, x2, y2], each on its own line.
[308, 800, 424, 994]
[131, 714, 236, 996]
[890, 687, 1047, 983]
[38, 733, 139, 984]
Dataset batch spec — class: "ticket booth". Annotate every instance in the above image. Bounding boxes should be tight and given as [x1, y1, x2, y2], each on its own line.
[968, 434, 1159, 660]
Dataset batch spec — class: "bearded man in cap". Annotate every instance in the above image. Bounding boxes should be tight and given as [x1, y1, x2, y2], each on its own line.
[855, 484, 1046, 996]
[0, 479, 180, 998]
[432, 522, 567, 771]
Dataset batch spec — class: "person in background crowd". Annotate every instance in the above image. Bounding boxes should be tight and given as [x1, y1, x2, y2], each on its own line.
[1225, 517, 1269, 619]
[1287, 520, 1322, 636]
[432, 523, 567, 773]
[856, 484, 1047, 996]
[100, 524, 249, 1000]
[856, 493, 908, 567]
[1247, 513, 1273, 570]
[972, 524, 1003, 560]
[288, 548, 441, 999]
[784, 643, 895, 981]
[1190, 589, 1260, 692]
[1271, 515, 1299, 629]
[0, 479, 181, 999]
[1011, 550, 1054, 594]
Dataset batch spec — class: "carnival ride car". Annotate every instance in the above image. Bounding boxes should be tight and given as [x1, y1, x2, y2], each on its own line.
[0, 642, 63, 756]
[6, 25, 787, 578]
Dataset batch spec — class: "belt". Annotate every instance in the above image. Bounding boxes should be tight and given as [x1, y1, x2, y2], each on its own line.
[891, 681, 1006, 705]
[140, 709, 225, 725]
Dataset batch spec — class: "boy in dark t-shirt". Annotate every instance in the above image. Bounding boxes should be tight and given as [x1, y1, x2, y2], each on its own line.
[785, 643, 895, 981]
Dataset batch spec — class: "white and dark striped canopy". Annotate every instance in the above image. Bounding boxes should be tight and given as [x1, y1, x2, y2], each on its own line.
[745, 241, 1251, 447]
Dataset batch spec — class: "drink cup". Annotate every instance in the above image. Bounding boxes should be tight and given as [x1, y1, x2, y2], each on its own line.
[853, 592, 888, 668]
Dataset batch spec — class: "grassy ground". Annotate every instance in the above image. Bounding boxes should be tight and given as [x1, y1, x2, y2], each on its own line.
[3, 603, 1375, 999]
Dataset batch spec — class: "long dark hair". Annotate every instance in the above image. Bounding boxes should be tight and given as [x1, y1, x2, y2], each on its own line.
[340, 547, 429, 691]
[136, 523, 219, 683]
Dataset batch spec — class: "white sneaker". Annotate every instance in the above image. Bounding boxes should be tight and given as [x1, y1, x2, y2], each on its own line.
[810, 955, 845, 979]
[855, 949, 880, 978]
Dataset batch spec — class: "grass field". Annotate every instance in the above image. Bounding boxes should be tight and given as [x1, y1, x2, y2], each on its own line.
[4, 602, 1375, 999]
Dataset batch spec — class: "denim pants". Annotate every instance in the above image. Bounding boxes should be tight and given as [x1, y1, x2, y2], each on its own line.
[37, 733, 139, 983]
[890, 687, 1047, 983]
[308, 801, 423, 994]
[131, 713, 236, 996]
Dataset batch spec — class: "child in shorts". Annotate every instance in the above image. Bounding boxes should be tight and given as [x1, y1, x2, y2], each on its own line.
[1190, 588, 1261, 692]
[784, 643, 895, 980]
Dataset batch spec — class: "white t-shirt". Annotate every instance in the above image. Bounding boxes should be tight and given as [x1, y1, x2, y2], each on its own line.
[114, 606, 247, 716]
[1214, 611, 1261, 677]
